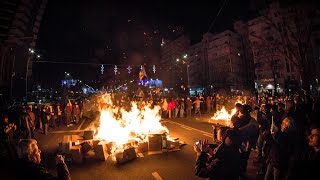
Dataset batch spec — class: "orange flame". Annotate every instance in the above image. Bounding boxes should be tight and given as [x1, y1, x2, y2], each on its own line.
[210, 100, 244, 126]
[94, 94, 168, 148]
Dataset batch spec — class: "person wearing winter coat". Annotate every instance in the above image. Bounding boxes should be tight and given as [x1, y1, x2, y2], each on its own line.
[195, 129, 242, 180]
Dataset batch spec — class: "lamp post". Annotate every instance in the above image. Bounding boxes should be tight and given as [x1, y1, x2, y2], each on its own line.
[25, 48, 40, 99]
[10, 53, 16, 98]
[176, 54, 190, 91]
[4, 35, 35, 100]
[272, 59, 279, 96]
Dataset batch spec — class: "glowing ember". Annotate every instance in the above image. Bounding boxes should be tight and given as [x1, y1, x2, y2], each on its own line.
[93, 94, 168, 149]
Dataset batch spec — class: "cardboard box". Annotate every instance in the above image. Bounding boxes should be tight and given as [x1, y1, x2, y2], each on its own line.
[81, 141, 93, 153]
[115, 147, 137, 164]
[83, 130, 94, 140]
[70, 145, 83, 163]
[167, 140, 180, 149]
[63, 135, 71, 143]
[58, 141, 72, 154]
[136, 142, 148, 153]
[71, 135, 83, 141]
[148, 134, 162, 151]
[95, 142, 109, 161]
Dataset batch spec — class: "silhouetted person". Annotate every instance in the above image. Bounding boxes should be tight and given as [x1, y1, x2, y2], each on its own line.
[16, 139, 71, 180]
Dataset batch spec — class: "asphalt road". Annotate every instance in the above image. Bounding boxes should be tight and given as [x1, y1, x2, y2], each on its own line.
[4, 112, 263, 180]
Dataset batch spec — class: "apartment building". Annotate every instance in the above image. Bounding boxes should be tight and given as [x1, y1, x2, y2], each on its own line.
[160, 35, 190, 89]
[204, 30, 246, 92]
[233, 20, 255, 91]
[247, 1, 317, 95]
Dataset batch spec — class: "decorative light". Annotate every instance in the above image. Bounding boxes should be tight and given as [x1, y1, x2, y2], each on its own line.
[127, 66, 132, 73]
[101, 64, 104, 74]
[153, 65, 156, 73]
[114, 65, 118, 75]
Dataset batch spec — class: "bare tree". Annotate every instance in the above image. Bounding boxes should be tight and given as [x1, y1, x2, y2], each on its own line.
[250, 1, 320, 92]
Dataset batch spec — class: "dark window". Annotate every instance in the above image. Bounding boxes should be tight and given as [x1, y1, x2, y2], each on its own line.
[291, 63, 294, 72]
[266, 36, 274, 41]
[250, 31, 256, 35]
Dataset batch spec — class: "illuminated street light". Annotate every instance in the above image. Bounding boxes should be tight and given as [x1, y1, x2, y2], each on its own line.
[26, 48, 41, 98]
[183, 54, 188, 59]
[176, 55, 190, 89]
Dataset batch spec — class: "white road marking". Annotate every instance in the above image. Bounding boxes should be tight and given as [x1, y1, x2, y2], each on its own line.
[165, 120, 212, 136]
[152, 172, 163, 180]
[203, 134, 212, 138]
[180, 126, 193, 130]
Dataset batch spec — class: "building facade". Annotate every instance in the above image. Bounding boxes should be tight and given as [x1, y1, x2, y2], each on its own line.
[0, 0, 47, 99]
[160, 35, 190, 90]
[247, 1, 320, 95]
[204, 30, 247, 92]
[186, 41, 207, 95]
[233, 20, 255, 92]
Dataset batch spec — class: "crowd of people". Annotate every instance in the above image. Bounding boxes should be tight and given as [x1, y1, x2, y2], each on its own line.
[1, 91, 319, 179]
[194, 93, 320, 180]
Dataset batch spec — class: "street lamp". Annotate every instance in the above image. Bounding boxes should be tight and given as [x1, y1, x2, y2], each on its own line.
[176, 56, 190, 89]
[4, 36, 35, 100]
[26, 48, 41, 99]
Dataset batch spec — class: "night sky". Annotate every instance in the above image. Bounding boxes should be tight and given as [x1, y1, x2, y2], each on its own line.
[35, 0, 260, 87]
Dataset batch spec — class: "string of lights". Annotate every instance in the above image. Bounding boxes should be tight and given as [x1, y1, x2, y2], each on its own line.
[34, 61, 157, 75]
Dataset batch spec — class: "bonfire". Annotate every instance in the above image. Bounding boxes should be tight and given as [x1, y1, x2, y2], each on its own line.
[209, 100, 244, 126]
[88, 93, 169, 154]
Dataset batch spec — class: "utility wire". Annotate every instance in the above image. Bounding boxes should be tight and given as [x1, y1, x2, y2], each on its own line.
[206, 0, 229, 33]
[34, 61, 149, 67]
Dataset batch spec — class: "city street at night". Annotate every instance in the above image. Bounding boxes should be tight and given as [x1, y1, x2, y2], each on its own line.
[1, 0, 319, 180]
[3, 113, 262, 180]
